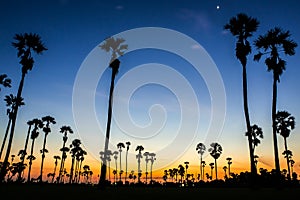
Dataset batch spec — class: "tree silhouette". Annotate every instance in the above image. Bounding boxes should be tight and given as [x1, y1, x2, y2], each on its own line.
[149, 153, 156, 183]
[275, 110, 295, 180]
[254, 27, 297, 179]
[69, 139, 82, 184]
[208, 142, 223, 180]
[143, 151, 150, 184]
[0, 74, 11, 91]
[224, 13, 259, 177]
[196, 142, 206, 181]
[117, 142, 125, 182]
[58, 125, 73, 183]
[135, 145, 144, 183]
[0, 33, 47, 182]
[98, 37, 128, 186]
[39, 115, 56, 182]
[52, 155, 61, 183]
[125, 141, 131, 183]
[246, 124, 263, 155]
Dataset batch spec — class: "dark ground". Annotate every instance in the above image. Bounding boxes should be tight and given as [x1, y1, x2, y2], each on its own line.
[1, 183, 300, 200]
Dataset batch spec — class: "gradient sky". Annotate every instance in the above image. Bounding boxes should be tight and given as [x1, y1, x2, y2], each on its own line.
[0, 0, 300, 182]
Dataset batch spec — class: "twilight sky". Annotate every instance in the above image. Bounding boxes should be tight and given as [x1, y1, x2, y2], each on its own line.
[0, 0, 300, 180]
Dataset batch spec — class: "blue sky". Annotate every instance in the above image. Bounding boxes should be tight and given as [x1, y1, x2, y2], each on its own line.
[0, 0, 300, 177]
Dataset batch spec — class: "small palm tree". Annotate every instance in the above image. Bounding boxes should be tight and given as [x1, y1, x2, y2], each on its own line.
[275, 110, 295, 180]
[208, 142, 223, 180]
[117, 142, 125, 182]
[254, 27, 297, 177]
[98, 37, 128, 186]
[149, 153, 156, 183]
[226, 157, 232, 178]
[125, 141, 131, 183]
[39, 115, 56, 182]
[196, 142, 206, 181]
[209, 162, 214, 180]
[184, 161, 189, 181]
[0, 74, 11, 91]
[69, 139, 82, 184]
[52, 155, 61, 183]
[0, 33, 47, 182]
[135, 145, 144, 183]
[224, 13, 259, 176]
[143, 151, 150, 184]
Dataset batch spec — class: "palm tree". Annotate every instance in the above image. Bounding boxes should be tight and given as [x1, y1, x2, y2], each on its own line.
[178, 164, 185, 183]
[208, 142, 223, 180]
[52, 155, 61, 183]
[117, 142, 125, 182]
[201, 161, 206, 181]
[58, 125, 73, 183]
[149, 153, 156, 183]
[27, 119, 43, 182]
[39, 115, 56, 182]
[0, 74, 11, 91]
[254, 27, 297, 177]
[0, 95, 24, 160]
[98, 37, 128, 186]
[196, 142, 206, 181]
[226, 157, 232, 178]
[275, 110, 295, 180]
[209, 162, 214, 180]
[0, 33, 47, 182]
[112, 150, 119, 181]
[143, 151, 150, 184]
[135, 145, 144, 183]
[184, 161, 189, 181]
[125, 141, 131, 183]
[69, 139, 82, 184]
[223, 166, 228, 179]
[224, 13, 259, 176]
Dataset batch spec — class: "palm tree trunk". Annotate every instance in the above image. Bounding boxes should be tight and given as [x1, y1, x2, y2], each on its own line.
[27, 139, 35, 182]
[125, 150, 128, 183]
[0, 72, 25, 182]
[284, 138, 291, 181]
[40, 133, 48, 182]
[69, 157, 75, 184]
[99, 61, 119, 186]
[215, 159, 218, 180]
[58, 140, 66, 183]
[272, 76, 280, 177]
[242, 64, 256, 176]
[0, 118, 11, 160]
[200, 156, 202, 181]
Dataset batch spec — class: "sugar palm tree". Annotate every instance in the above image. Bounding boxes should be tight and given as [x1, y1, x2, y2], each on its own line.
[0, 95, 24, 160]
[143, 151, 150, 184]
[69, 139, 82, 184]
[224, 13, 259, 176]
[52, 155, 61, 183]
[98, 37, 128, 186]
[125, 141, 131, 183]
[0, 74, 11, 91]
[58, 125, 73, 183]
[208, 142, 223, 180]
[117, 142, 125, 182]
[246, 124, 263, 156]
[275, 110, 295, 181]
[226, 157, 232, 178]
[135, 145, 144, 183]
[149, 153, 156, 183]
[254, 27, 297, 177]
[196, 142, 206, 181]
[39, 115, 56, 182]
[0, 33, 47, 182]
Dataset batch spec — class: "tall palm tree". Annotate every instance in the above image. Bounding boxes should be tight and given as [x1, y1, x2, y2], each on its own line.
[117, 142, 125, 182]
[0, 33, 47, 182]
[52, 155, 61, 183]
[254, 27, 297, 177]
[208, 142, 223, 180]
[125, 141, 131, 183]
[196, 142, 206, 181]
[0, 74, 11, 91]
[39, 115, 56, 182]
[149, 153, 156, 183]
[209, 162, 214, 180]
[184, 161, 190, 181]
[27, 119, 43, 182]
[0, 95, 24, 160]
[143, 151, 150, 184]
[226, 157, 232, 178]
[224, 13, 259, 176]
[275, 110, 295, 180]
[69, 139, 82, 184]
[98, 37, 128, 186]
[201, 161, 206, 181]
[135, 145, 144, 183]
[58, 125, 73, 183]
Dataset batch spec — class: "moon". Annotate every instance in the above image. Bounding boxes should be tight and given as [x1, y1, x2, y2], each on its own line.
[217, 5, 220, 10]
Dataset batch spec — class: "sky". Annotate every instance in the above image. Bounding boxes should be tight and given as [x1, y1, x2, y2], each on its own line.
[0, 0, 300, 182]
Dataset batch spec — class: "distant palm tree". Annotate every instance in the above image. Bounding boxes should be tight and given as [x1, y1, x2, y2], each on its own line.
[112, 150, 119, 181]
[0, 33, 47, 182]
[125, 141, 131, 183]
[0, 74, 11, 91]
[209, 162, 214, 180]
[58, 125, 73, 183]
[208, 142, 223, 180]
[0, 95, 24, 160]
[117, 142, 125, 182]
[178, 164, 185, 183]
[135, 145, 144, 183]
[184, 161, 189, 181]
[39, 115, 56, 182]
[275, 110, 295, 180]
[27, 119, 43, 182]
[143, 151, 150, 184]
[224, 13, 259, 176]
[52, 155, 61, 183]
[223, 166, 228, 179]
[149, 153, 156, 183]
[69, 139, 82, 184]
[196, 142, 206, 181]
[254, 27, 297, 177]
[98, 37, 128, 186]
[226, 157, 232, 178]
[201, 161, 206, 181]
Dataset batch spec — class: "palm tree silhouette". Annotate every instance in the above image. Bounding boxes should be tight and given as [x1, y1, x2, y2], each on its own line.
[201, 161, 206, 181]
[209, 162, 214, 180]
[196, 142, 206, 181]
[52, 155, 61, 183]
[135, 145, 144, 183]
[125, 141, 131, 183]
[246, 124, 263, 156]
[58, 125, 73, 183]
[117, 142, 125, 182]
[0, 74, 11, 91]
[254, 27, 297, 178]
[275, 110, 295, 181]
[0, 95, 24, 160]
[69, 139, 82, 184]
[208, 142, 223, 180]
[98, 37, 128, 186]
[39, 115, 56, 182]
[184, 161, 189, 181]
[0, 33, 47, 182]
[112, 150, 118, 182]
[224, 13, 259, 176]
[149, 153, 156, 183]
[143, 151, 150, 184]
[226, 157, 232, 178]
[27, 118, 43, 182]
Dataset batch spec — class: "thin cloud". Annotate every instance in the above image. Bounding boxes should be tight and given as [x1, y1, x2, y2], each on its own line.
[178, 9, 211, 31]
